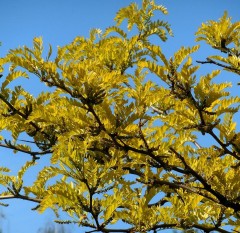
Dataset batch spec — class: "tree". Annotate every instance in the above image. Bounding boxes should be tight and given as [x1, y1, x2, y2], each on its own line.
[0, 0, 239, 232]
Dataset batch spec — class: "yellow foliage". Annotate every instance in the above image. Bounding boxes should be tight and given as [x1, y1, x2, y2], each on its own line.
[0, 1, 239, 233]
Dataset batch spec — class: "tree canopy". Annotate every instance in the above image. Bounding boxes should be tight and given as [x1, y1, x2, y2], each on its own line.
[0, 0, 239, 232]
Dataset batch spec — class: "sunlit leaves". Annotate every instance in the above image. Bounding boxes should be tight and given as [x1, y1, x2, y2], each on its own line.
[1, 71, 28, 90]
[0, 1, 239, 233]
[196, 11, 240, 75]
[142, 20, 173, 41]
[196, 11, 240, 49]
[114, 0, 172, 41]
[103, 26, 127, 39]
[194, 70, 224, 106]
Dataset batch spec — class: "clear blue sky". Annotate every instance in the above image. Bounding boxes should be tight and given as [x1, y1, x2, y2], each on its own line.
[0, 0, 239, 233]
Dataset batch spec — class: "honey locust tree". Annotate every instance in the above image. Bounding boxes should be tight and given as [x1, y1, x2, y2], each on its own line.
[0, 1, 240, 232]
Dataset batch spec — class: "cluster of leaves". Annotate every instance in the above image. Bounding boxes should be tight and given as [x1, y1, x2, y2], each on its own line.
[0, 1, 239, 232]
[196, 11, 240, 76]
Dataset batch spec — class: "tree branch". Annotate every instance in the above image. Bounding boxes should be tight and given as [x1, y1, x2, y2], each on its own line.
[0, 142, 52, 161]
[170, 147, 240, 212]
[196, 58, 240, 74]
[0, 93, 50, 140]
[208, 130, 240, 160]
[0, 194, 41, 203]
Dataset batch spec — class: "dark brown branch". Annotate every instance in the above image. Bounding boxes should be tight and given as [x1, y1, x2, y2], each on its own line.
[192, 223, 231, 233]
[170, 147, 240, 212]
[0, 142, 52, 159]
[196, 58, 240, 74]
[0, 194, 41, 203]
[0, 93, 55, 147]
[148, 193, 171, 207]
[208, 130, 240, 160]
[86, 228, 133, 233]
[40, 76, 88, 108]
[0, 94, 48, 137]
[84, 179, 101, 230]
[150, 178, 218, 203]
[86, 103, 168, 170]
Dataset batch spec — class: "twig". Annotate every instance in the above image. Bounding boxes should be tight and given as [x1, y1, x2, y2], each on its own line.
[0, 194, 41, 203]
[196, 58, 240, 74]
[0, 142, 52, 160]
